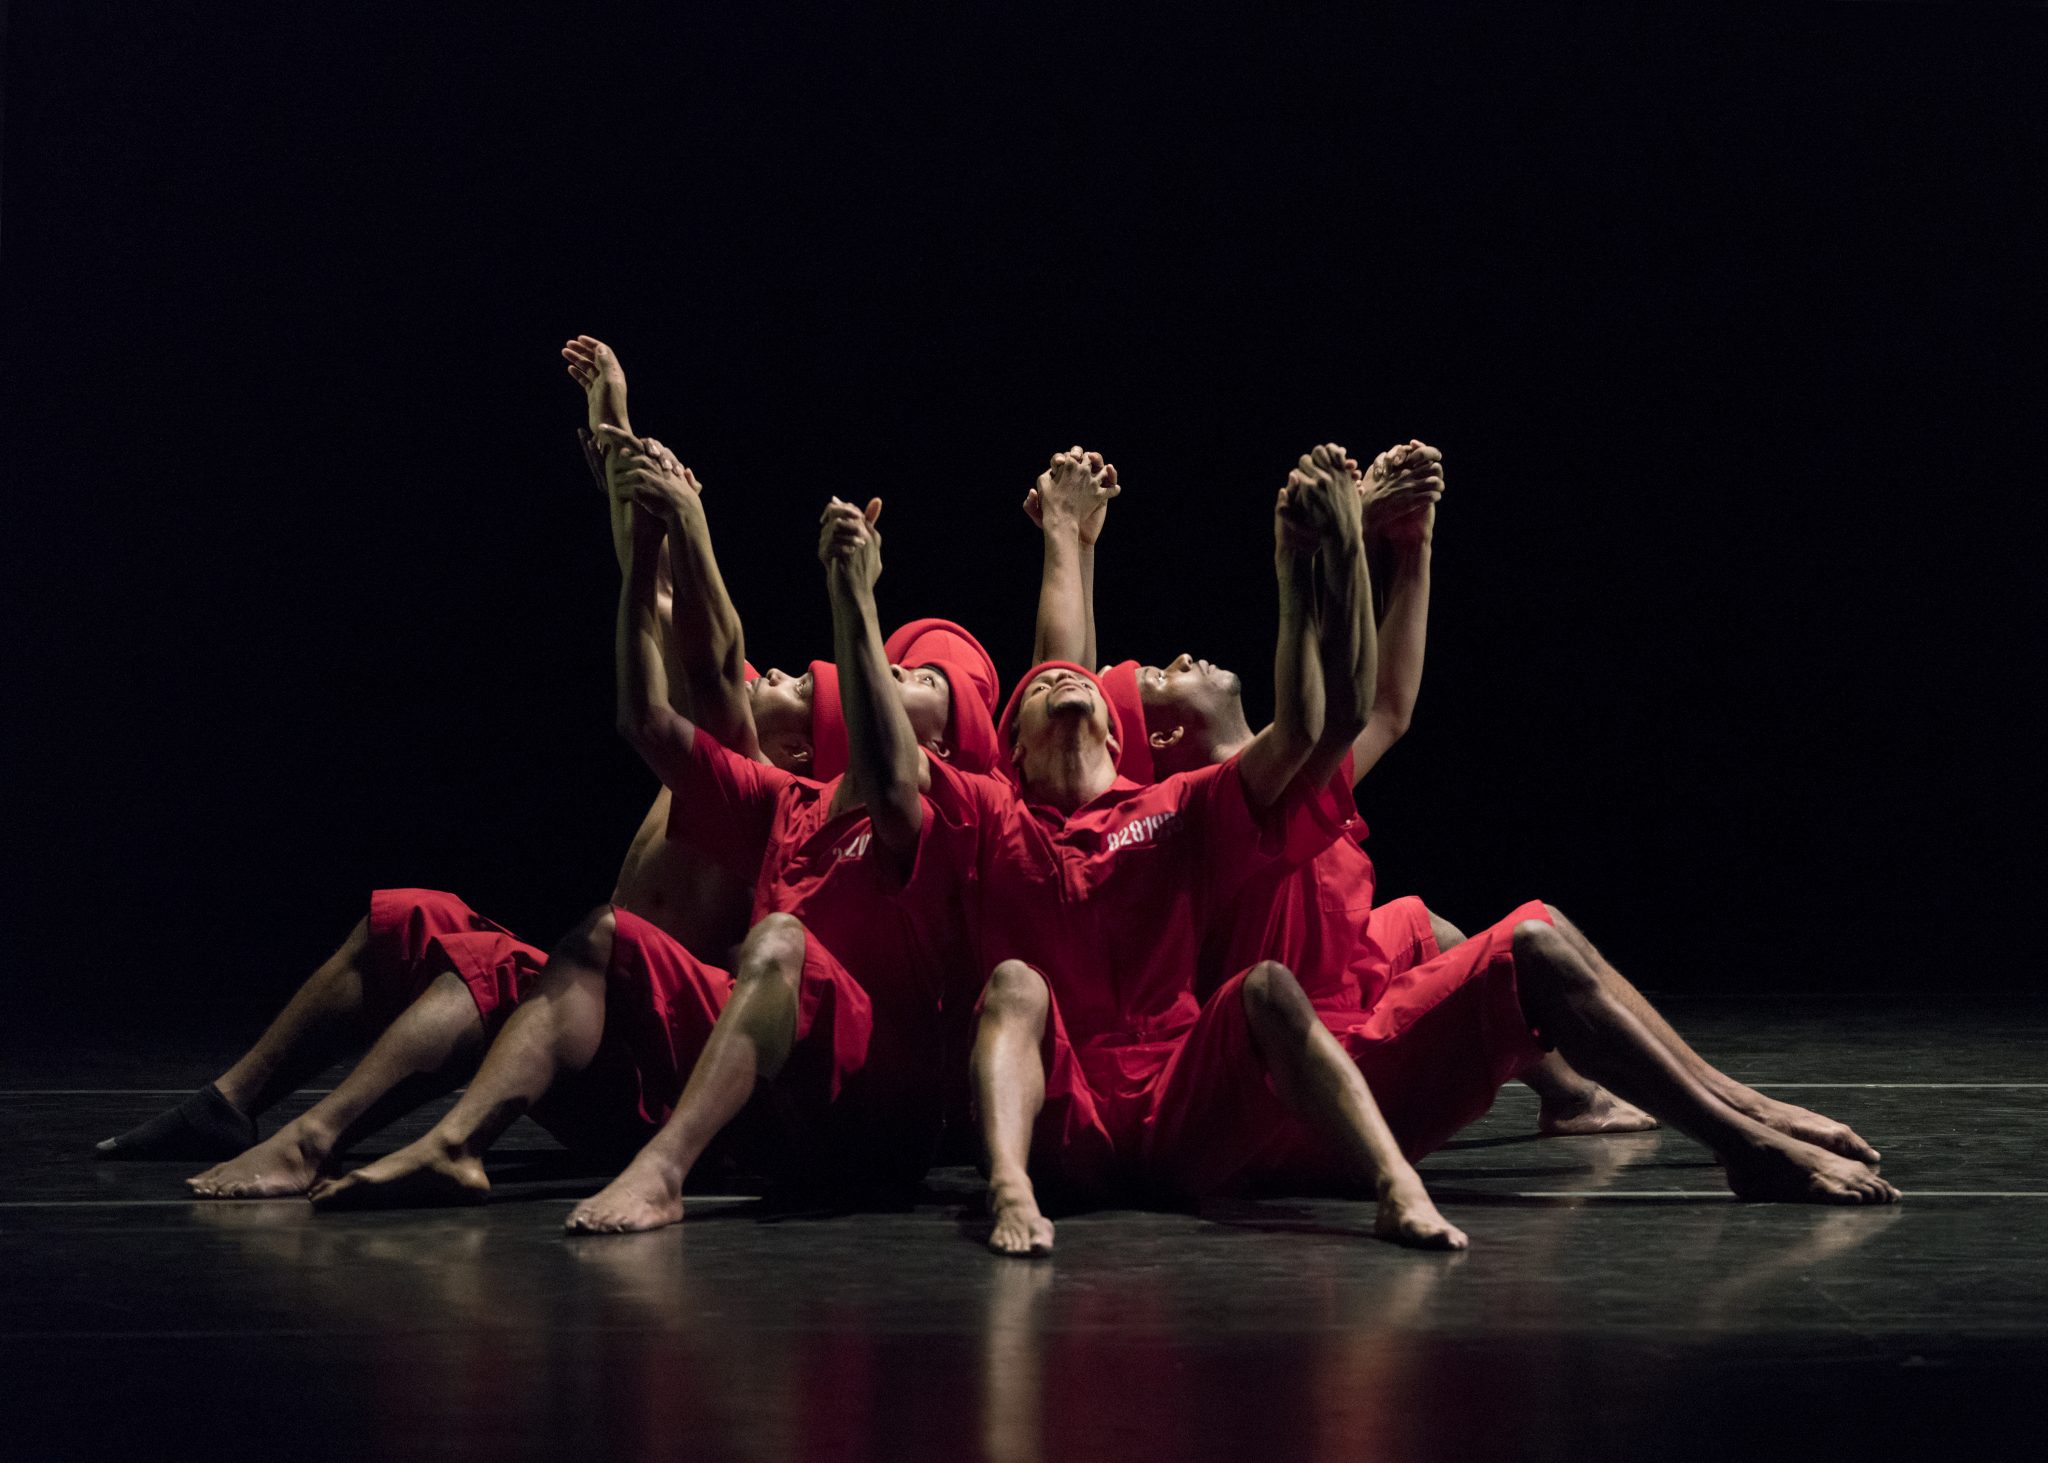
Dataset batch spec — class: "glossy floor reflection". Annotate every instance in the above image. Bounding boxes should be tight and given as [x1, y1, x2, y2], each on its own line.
[5, 996, 2044, 1462]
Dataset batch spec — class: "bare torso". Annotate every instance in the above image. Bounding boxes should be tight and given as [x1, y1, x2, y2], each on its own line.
[608, 788, 753, 963]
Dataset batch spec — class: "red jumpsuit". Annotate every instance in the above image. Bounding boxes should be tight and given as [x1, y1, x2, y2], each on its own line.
[920, 752, 1355, 1197]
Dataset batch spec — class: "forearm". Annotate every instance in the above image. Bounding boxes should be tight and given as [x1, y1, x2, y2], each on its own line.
[660, 496, 749, 712]
[1369, 537, 1430, 736]
[1314, 530, 1376, 753]
[1079, 543, 1098, 670]
[1271, 549, 1324, 760]
[1031, 524, 1090, 666]
[617, 522, 679, 747]
[830, 580, 925, 839]
[606, 493, 636, 577]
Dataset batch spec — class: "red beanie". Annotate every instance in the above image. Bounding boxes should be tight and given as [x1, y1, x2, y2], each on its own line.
[807, 660, 848, 780]
[883, 618, 1001, 775]
[1098, 660, 1155, 785]
[994, 661, 1125, 786]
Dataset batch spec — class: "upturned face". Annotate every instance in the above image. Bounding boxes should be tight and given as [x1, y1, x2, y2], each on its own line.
[1138, 653, 1244, 754]
[749, 666, 815, 771]
[894, 663, 953, 750]
[1012, 666, 1116, 777]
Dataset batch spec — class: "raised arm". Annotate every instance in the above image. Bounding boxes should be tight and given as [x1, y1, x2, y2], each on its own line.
[1024, 447, 1119, 666]
[1234, 455, 1336, 809]
[1295, 442, 1377, 793]
[819, 496, 925, 861]
[614, 494, 698, 789]
[564, 335, 641, 576]
[594, 424, 762, 759]
[1351, 441, 1443, 785]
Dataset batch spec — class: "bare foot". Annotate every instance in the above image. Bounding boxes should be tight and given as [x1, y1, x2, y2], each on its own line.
[562, 335, 631, 439]
[307, 1137, 488, 1211]
[187, 1125, 328, 1199]
[1374, 1175, 1469, 1251]
[564, 1153, 685, 1235]
[1721, 1130, 1899, 1205]
[1729, 1091, 1880, 1164]
[987, 1178, 1054, 1257]
[1538, 1085, 1659, 1137]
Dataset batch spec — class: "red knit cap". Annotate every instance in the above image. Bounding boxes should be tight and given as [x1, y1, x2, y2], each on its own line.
[883, 618, 1001, 774]
[1098, 660, 1155, 785]
[994, 660, 1126, 786]
[807, 660, 848, 780]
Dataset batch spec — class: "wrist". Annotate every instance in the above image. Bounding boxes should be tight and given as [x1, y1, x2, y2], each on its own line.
[1319, 529, 1363, 565]
[826, 572, 877, 609]
[1274, 542, 1316, 573]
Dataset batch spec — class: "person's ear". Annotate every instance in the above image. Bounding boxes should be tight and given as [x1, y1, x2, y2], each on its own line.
[925, 736, 952, 761]
[1150, 726, 1185, 750]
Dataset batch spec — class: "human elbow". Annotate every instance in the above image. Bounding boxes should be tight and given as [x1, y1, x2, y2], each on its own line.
[616, 704, 667, 753]
[1325, 700, 1371, 746]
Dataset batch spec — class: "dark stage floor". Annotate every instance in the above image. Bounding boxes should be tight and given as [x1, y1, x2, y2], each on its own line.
[5, 995, 2044, 1462]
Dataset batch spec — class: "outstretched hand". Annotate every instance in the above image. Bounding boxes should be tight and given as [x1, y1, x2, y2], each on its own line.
[1023, 446, 1120, 548]
[819, 496, 884, 596]
[563, 335, 631, 440]
[594, 424, 702, 519]
[1360, 440, 1444, 546]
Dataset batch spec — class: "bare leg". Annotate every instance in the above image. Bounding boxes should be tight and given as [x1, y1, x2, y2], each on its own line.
[97, 919, 378, 1159]
[1510, 916, 1896, 1204]
[188, 971, 488, 1198]
[1425, 909, 1653, 1137]
[1541, 906, 1875, 1160]
[975, 961, 1055, 1257]
[1239, 962, 1467, 1250]
[565, 914, 806, 1235]
[309, 907, 618, 1210]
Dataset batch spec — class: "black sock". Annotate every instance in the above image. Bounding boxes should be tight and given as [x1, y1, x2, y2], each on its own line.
[95, 1084, 257, 1160]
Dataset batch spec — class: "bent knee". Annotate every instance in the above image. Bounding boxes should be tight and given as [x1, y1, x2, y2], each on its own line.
[981, 960, 1049, 1021]
[556, 904, 619, 971]
[1511, 916, 1562, 953]
[1426, 911, 1467, 950]
[1240, 960, 1313, 1029]
[1513, 918, 1591, 987]
[737, 912, 807, 981]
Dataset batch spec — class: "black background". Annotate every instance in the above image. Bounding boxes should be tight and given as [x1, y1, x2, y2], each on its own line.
[4, 6, 2042, 1035]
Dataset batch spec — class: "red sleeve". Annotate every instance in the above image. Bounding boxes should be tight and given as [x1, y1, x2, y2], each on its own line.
[895, 753, 1023, 896]
[1339, 748, 1371, 847]
[919, 754, 1019, 836]
[661, 729, 796, 881]
[1175, 757, 1357, 906]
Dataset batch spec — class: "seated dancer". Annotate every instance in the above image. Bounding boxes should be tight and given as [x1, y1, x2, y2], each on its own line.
[929, 445, 1476, 1253]
[111, 339, 815, 1193]
[1027, 439, 1648, 1135]
[1024, 447, 1894, 1207]
[310, 453, 1002, 1224]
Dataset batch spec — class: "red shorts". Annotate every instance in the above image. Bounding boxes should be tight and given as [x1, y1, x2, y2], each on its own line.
[535, 911, 942, 1185]
[991, 968, 1296, 1200]
[1246, 899, 1555, 1191]
[363, 888, 545, 1034]
[770, 928, 947, 1190]
[529, 907, 733, 1156]
[1359, 894, 1438, 1002]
